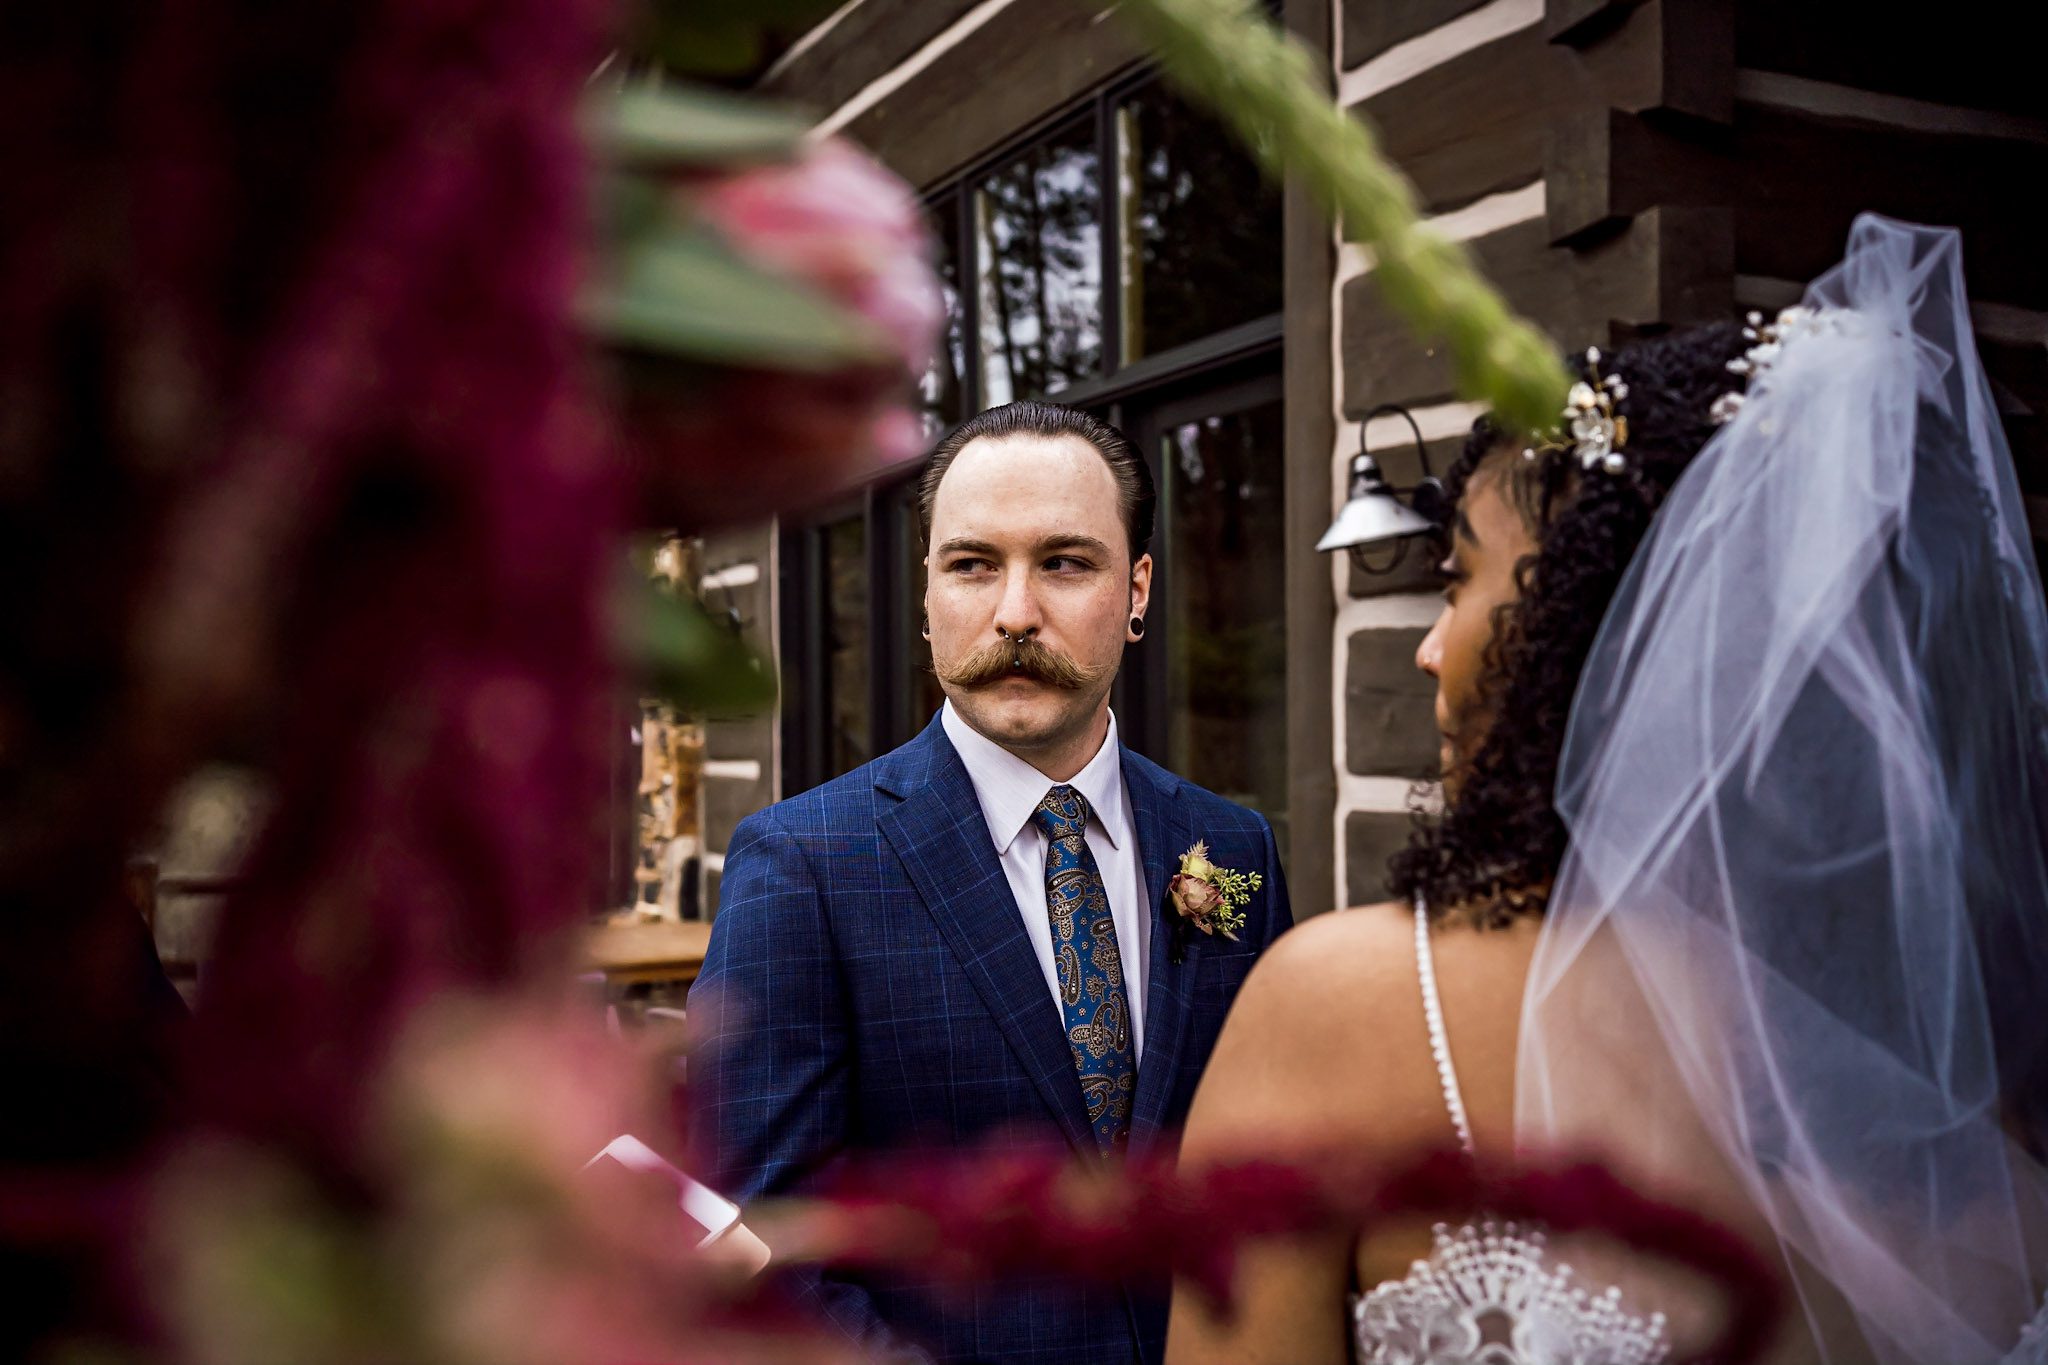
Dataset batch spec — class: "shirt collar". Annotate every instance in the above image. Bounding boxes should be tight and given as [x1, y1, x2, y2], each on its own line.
[941, 699, 1130, 856]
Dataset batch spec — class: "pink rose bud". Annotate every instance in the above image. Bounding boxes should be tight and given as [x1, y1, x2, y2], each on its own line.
[691, 137, 944, 378]
[640, 136, 948, 529]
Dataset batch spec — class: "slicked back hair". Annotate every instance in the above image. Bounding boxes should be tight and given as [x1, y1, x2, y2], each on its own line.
[918, 401, 1156, 564]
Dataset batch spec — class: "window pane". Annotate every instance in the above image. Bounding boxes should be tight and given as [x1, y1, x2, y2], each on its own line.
[974, 119, 1102, 404]
[1116, 85, 1283, 363]
[920, 196, 967, 434]
[1160, 399, 1289, 849]
[825, 516, 869, 778]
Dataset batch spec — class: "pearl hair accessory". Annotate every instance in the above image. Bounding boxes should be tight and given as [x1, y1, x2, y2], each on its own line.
[1710, 305, 1825, 425]
[1523, 347, 1631, 475]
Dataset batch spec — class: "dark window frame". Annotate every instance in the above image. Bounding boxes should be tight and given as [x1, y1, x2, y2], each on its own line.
[1109, 357, 1287, 769]
[928, 63, 1285, 417]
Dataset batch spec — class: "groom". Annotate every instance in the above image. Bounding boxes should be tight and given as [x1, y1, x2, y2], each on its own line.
[688, 400, 1291, 1364]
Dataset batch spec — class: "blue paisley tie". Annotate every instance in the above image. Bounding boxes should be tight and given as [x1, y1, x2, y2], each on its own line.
[1032, 785, 1136, 1154]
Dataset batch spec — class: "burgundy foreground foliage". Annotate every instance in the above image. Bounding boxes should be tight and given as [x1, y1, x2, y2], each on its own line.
[803, 1143, 1782, 1364]
[2, 0, 618, 1347]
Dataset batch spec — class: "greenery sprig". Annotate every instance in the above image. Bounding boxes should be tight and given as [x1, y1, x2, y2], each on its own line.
[1209, 864, 1262, 938]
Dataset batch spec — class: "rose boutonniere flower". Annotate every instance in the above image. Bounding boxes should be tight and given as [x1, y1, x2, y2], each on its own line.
[1167, 841, 1261, 960]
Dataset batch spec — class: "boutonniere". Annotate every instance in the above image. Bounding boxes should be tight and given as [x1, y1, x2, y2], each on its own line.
[1167, 841, 1261, 963]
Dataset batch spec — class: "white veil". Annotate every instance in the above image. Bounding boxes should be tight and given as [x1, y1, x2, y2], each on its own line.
[1516, 215, 2048, 1362]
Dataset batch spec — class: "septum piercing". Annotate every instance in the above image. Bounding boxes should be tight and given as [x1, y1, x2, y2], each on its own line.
[996, 625, 1033, 669]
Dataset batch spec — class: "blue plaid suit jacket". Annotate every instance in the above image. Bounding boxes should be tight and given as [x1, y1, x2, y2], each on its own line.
[688, 714, 1292, 1365]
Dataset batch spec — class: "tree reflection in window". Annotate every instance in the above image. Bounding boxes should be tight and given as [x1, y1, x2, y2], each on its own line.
[974, 119, 1102, 405]
[1117, 83, 1282, 363]
[919, 194, 967, 434]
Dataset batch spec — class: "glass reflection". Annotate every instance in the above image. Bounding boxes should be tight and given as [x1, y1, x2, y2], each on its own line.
[920, 195, 967, 434]
[1116, 84, 1283, 362]
[974, 119, 1102, 404]
[1161, 400, 1288, 847]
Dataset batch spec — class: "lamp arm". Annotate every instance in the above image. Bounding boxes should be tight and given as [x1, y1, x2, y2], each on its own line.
[1360, 402, 1432, 481]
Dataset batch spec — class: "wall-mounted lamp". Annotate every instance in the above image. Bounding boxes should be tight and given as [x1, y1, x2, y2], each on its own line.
[1315, 403, 1449, 575]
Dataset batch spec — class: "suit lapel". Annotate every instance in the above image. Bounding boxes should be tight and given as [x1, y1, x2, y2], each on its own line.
[1124, 750, 1197, 1153]
[876, 721, 1096, 1155]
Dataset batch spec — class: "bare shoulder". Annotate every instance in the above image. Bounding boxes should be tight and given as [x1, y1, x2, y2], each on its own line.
[1185, 900, 1548, 1166]
[1235, 898, 1419, 1021]
[1182, 900, 1446, 1160]
[1209, 901, 1426, 1069]
[1231, 899, 1542, 1049]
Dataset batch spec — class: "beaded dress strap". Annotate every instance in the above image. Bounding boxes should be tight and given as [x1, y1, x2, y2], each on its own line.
[1412, 897, 1476, 1157]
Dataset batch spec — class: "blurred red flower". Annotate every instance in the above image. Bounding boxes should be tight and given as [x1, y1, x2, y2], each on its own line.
[693, 137, 943, 380]
[626, 136, 945, 529]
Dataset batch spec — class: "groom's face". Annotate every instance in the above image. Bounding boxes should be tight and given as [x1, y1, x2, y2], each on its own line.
[925, 433, 1151, 764]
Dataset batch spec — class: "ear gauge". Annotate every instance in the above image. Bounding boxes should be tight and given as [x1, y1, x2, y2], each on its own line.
[920, 614, 930, 640]
[1129, 615, 1146, 640]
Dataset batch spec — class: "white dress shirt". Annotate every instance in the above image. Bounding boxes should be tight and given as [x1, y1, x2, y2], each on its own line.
[941, 700, 1151, 1058]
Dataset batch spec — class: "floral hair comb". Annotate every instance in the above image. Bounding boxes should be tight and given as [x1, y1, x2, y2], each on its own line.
[1524, 347, 1630, 474]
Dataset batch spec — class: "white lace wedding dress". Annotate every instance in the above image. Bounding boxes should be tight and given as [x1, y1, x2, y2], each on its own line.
[1348, 902, 1670, 1365]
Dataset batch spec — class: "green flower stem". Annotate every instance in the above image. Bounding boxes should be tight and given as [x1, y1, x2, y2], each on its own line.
[1110, 0, 1571, 436]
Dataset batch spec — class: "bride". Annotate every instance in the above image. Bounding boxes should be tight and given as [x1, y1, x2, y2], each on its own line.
[1165, 216, 2048, 1364]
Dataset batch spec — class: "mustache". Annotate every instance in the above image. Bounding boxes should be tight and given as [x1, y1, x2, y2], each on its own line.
[936, 636, 1111, 691]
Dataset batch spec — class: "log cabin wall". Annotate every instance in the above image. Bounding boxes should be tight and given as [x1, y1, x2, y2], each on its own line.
[1332, 0, 2047, 905]
[722, 0, 2044, 919]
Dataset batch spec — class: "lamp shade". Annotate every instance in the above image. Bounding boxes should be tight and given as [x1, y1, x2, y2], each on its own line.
[1315, 452, 1437, 552]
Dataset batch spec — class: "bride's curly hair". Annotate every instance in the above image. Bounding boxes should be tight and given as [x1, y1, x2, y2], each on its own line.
[1388, 321, 1751, 925]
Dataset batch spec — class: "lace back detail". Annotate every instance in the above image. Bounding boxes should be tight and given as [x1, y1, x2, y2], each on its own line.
[1353, 1221, 1670, 1365]
[1349, 903, 1670, 1363]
